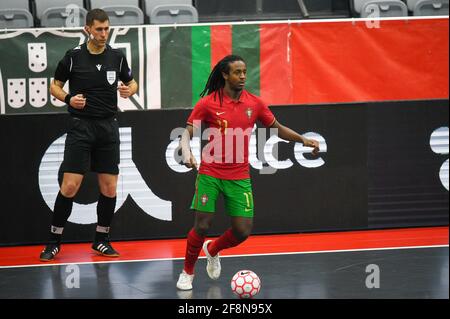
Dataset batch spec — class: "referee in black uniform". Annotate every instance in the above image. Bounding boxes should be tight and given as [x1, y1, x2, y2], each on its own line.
[40, 9, 138, 261]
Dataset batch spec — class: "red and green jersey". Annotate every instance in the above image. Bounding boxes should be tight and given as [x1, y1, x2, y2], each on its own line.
[187, 89, 275, 180]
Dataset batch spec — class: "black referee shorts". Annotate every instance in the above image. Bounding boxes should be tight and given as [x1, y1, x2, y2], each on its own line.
[61, 115, 120, 175]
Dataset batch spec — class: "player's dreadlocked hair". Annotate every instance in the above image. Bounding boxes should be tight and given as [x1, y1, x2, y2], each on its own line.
[200, 55, 246, 106]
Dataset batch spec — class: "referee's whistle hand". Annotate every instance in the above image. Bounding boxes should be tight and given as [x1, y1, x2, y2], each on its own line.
[118, 83, 131, 98]
[71, 94, 86, 109]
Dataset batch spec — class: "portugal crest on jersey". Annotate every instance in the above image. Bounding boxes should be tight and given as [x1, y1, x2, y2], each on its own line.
[246, 108, 253, 119]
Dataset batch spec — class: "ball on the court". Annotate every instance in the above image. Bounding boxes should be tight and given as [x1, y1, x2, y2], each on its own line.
[231, 270, 261, 298]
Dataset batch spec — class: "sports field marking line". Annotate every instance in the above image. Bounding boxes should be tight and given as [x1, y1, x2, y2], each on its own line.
[0, 244, 447, 270]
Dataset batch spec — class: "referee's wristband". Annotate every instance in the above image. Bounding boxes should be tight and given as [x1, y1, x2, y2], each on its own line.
[64, 94, 72, 106]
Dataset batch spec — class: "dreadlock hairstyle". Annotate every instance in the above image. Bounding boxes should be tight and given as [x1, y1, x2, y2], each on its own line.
[199, 55, 246, 106]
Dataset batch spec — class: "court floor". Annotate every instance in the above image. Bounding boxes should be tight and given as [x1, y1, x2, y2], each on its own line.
[0, 226, 448, 299]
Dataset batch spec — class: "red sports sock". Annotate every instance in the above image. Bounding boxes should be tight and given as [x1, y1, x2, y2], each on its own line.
[208, 228, 245, 257]
[183, 228, 205, 275]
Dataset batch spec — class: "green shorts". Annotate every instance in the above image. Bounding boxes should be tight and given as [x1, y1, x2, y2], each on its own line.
[191, 174, 254, 218]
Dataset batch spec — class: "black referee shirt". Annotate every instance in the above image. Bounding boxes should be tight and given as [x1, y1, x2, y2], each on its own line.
[54, 43, 133, 119]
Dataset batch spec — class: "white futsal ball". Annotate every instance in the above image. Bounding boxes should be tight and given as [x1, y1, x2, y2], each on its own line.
[231, 270, 261, 298]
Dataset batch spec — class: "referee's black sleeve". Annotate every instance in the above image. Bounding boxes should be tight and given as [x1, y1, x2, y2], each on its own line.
[54, 52, 71, 83]
[119, 54, 133, 84]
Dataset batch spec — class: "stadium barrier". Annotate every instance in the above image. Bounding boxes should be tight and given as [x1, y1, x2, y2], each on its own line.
[0, 99, 447, 245]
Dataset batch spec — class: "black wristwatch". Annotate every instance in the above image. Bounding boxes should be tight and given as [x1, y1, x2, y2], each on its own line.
[64, 94, 72, 106]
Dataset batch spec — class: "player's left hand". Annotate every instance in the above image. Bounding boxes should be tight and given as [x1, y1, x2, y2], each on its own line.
[118, 82, 131, 98]
[304, 139, 320, 156]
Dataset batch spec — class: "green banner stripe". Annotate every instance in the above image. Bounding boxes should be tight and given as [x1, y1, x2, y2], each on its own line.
[191, 26, 211, 107]
[160, 27, 192, 109]
[232, 25, 261, 97]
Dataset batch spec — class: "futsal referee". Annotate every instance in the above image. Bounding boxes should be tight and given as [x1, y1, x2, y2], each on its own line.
[40, 9, 138, 261]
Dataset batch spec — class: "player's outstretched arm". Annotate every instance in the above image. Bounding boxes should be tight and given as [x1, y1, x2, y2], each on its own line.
[180, 124, 198, 170]
[271, 120, 320, 156]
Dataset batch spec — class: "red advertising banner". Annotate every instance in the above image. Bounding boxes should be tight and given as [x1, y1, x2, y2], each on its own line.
[260, 18, 448, 105]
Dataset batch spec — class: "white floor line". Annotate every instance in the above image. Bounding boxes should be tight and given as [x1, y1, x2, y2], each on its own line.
[0, 244, 447, 270]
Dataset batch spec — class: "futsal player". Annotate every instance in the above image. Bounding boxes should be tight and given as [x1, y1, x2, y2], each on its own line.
[176, 55, 319, 290]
